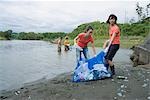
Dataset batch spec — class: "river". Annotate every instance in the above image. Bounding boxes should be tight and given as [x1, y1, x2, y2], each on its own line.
[0, 40, 132, 91]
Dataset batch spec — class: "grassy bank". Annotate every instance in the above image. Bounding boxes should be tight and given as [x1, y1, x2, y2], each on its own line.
[68, 36, 144, 49]
[94, 36, 144, 48]
[0, 36, 6, 40]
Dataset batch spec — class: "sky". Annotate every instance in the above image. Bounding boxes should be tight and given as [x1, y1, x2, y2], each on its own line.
[0, 0, 149, 33]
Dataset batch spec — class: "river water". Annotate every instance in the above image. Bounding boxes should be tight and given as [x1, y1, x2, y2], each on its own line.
[0, 40, 132, 91]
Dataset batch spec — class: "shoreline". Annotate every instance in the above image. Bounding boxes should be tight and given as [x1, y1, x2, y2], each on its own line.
[0, 37, 144, 49]
[1, 64, 150, 100]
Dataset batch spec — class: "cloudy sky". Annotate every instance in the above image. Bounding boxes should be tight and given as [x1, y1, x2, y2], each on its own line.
[0, 0, 149, 33]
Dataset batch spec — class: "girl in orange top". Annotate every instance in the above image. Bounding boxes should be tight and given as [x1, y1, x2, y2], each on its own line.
[105, 14, 120, 75]
[74, 26, 96, 62]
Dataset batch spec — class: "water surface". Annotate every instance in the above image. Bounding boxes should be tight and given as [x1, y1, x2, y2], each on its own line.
[0, 40, 132, 91]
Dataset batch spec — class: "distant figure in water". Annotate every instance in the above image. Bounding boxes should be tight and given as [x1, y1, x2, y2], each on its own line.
[64, 36, 70, 51]
[57, 37, 63, 52]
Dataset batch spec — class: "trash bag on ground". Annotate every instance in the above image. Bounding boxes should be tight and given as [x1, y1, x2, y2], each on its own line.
[72, 51, 111, 82]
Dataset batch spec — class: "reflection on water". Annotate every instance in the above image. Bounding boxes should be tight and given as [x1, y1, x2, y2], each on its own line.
[0, 40, 132, 91]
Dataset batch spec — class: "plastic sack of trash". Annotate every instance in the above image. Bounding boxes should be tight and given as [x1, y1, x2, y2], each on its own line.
[72, 51, 111, 82]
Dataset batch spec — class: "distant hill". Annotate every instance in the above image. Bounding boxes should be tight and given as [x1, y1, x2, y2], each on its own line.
[68, 21, 108, 40]
[68, 17, 150, 39]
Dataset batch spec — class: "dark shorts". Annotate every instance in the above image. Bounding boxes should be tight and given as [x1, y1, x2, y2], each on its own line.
[105, 44, 120, 61]
[64, 45, 70, 51]
[58, 46, 61, 52]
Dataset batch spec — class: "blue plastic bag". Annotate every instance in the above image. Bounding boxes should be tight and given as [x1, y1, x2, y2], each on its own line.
[72, 51, 111, 82]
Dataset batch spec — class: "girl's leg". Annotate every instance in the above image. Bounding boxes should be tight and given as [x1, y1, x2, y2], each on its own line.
[104, 59, 109, 70]
[67, 46, 69, 51]
[108, 60, 114, 66]
[58, 46, 61, 52]
[108, 60, 115, 75]
[105, 44, 119, 75]
[82, 47, 88, 60]
[76, 48, 81, 63]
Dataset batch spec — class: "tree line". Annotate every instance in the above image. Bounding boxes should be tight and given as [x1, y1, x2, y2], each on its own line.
[0, 31, 66, 40]
[1, 17, 149, 40]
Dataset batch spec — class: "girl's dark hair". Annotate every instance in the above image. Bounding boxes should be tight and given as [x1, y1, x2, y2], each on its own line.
[84, 25, 93, 33]
[106, 14, 117, 24]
